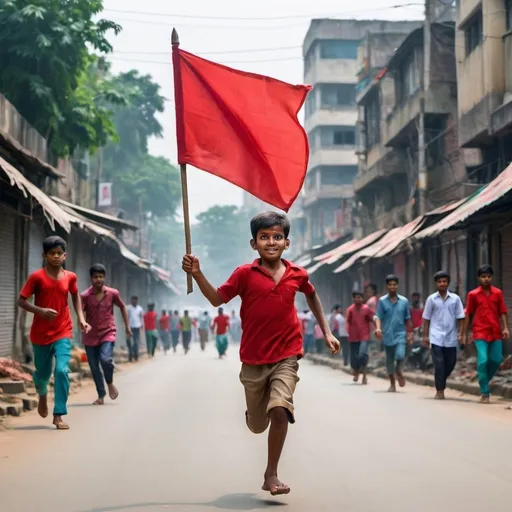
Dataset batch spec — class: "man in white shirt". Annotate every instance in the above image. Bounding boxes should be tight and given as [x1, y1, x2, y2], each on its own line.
[330, 305, 349, 365]
[126, 295, 144, 362]
[422, 271, 465, 399]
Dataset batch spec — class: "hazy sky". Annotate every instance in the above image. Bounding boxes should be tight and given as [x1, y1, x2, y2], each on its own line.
[104, 0, 423, 220]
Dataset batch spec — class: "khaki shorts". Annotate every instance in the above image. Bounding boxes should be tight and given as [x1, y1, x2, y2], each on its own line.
[239, 356, 300, 434]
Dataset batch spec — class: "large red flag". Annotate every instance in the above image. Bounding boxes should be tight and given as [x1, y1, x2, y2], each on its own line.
[172, 46, 311, 212]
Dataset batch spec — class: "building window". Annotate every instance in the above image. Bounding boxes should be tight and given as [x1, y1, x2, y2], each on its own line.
[320, 84, 356, 107]
[319, 166, 358, 185]
[465, 10, 483, 56]
[364, 92, 381, 148]
[396, 49, 420, 104]
[320, 40, 359, 59]
[507, 0, 512, 31]
[310, 126, 357, 148]
[304, 44, 316, 74]
[305, 88, 317, 119]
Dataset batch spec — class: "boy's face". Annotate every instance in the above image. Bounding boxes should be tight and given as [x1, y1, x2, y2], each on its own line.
[354, 295, 364, 305]
[435, 278, 449, 293]
[478, 273, 493, 287]
[44, 246, 66, 268]
[250, 225, 289, 262]
[131, 298, 138, 306]
[387, 280, 398, 294]
[91, 272, 105, 289]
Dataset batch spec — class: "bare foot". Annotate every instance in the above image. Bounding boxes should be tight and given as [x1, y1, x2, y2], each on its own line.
[53, 415, 70, 430]
[362, 375, 368, 385]
[353, 372, 360, 383]
[396, 373, 406, 387]
[480, 395, 490, 404]
[93, 397, 105, 405]
[262, 475, 290, 496]
[388, 386, 397, 393]
[108, 384, 119, 400]
[37, 395, 48, 418]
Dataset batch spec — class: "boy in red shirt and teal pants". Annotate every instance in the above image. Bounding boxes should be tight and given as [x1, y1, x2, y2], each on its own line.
[464, 264, 509, 403]
[18, 236, 90, 429]
[182, 212, 339, 496]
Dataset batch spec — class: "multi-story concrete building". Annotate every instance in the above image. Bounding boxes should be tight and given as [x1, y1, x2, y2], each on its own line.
[302, 19, 421, 249]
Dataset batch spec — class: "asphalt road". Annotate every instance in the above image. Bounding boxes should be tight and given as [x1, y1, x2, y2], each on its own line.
[1, 342, 512, 512]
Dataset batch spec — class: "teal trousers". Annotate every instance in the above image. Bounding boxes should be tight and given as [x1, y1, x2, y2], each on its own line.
[474, 339, 503, 396]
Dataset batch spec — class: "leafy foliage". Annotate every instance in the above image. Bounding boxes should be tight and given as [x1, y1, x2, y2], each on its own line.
[0, 0, 120, 156]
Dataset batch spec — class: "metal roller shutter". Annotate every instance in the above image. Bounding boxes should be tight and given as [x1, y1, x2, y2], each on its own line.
[501, 227, 512, 314]
[28, 222, 45, 275]
[0, 212, 17, 357]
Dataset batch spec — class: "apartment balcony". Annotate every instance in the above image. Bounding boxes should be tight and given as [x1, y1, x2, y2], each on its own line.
[305, 109, 358, 134]
[303, 183, 353, 208]
[384, 83, 455, 147]
[490, 31, 512, 135]
[305, 59, 359, 85]
[308, 147, 357, 169]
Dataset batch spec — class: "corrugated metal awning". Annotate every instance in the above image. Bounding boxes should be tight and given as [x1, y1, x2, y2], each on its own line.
[415, 163, 512, 240]
[0, 155, 73, 232]
[334, 218, 424, 274]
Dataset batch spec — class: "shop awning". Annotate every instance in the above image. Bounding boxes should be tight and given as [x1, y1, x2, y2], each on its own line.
[0, 155, 73, 232]
[334, 218, 424, 273]
[150, 264, 181, 296]
[308, 230, 387, 275]
[415, 163, 512, 240]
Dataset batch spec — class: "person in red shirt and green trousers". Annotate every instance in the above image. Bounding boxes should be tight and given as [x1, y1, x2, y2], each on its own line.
[17, 236, 90, 430]
[464, 264, 509, 403]
[144, 304, 159, 358]
[182, 211, 340, 497]
[212, 307, 230, 358]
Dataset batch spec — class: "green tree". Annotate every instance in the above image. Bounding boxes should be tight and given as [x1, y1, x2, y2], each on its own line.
[0, 0, 120, 156]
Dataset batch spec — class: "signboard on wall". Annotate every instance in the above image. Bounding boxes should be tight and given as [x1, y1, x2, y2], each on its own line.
[98, 182, 112, 207]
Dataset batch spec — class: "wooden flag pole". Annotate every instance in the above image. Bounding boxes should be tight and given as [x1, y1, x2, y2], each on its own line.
[172, 28, 193, 294]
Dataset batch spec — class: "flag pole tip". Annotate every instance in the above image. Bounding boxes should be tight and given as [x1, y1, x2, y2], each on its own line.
[171, 28, 180, 46]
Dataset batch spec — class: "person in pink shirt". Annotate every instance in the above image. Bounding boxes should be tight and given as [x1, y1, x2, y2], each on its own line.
[81, 264, 131, 405]
[346, 291, 375, 385]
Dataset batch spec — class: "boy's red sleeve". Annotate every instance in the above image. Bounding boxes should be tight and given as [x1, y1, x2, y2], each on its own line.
[465, 292, 475, 315]
[69, 273, 79, 295]
[498, 290, 508, 315]
[20, 273, 37, 299]
[217, 267, 245, 303]
[299, 272, 315, 296]
[113, 290, 124, 308]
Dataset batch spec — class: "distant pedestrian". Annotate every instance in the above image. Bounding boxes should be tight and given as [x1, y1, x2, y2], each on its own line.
[346, 291, 374, 385]
[422, 271, 465, 400]
[365, 283, 379, 314]
[335, 306, 349, 365]
[410, 292, 424, 333]
[302, 310, 315, 353]
[181, 310, 192, 354]
[464, 264, 509, 403]
[182, 211, 339, 496]
[230, 310, 242, 343]
[213, 307, 230, 358]
[81, 264, 129, 405]
[144, 304, 158, 357]
[170, 310, 181, 353]
[375, 275, 413, 392]
[17, 236, 90, 430]
[127, 296, 144, 362]
[159, 309, 171, 355]
[314, 322, 324, 354]
[198, 311, 212, 351]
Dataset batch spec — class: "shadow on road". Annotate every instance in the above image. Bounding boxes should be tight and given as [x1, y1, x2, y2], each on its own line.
[69, 403, 116, 408]
[10, 425, 54, 431]
[81, 493, 287, 511]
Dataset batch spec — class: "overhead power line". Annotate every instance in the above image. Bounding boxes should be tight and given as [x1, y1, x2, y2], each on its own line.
[108, 55, 303, 65]
[112, 45, 302, 56]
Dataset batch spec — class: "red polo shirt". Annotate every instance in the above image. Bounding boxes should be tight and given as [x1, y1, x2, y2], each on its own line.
[466, 286, 508, 342]
[144, 311, 157, 331]
[346, 304, 374, 342]
[213, 315, 230, 335]
[217, 259, 315, 365]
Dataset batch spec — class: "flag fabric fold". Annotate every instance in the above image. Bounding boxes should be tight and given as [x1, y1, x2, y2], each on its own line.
[172, 47, 311, 212]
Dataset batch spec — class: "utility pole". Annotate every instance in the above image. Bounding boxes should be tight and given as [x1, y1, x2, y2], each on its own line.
[95, 147, 103, 210]
[418, 0, 431, 216]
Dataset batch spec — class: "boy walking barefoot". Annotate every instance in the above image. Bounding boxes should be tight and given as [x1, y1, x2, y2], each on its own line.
[81, 264, 130, 405]
[464, 264, 509, 403]
[182, 212, 340, 496]
[17, 236, 90, 429]
[375, 275, 413, 392]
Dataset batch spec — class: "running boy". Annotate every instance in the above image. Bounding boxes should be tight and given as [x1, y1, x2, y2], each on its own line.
[346, 291, 374, 385]
[212, 307, 230, 358]
[422, 271, 465, 400]
[144, 304, 158, 358]
[17, 236, 90, 429]
[182, 211, 339, 496]
[81, 264, 130, 405]
[159, 309, 171, 355]
[464, 264, 509, 403]
[375, 275, 413, 392]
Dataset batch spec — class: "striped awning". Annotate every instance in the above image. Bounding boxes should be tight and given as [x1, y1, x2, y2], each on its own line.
[416, 163, 512, 240]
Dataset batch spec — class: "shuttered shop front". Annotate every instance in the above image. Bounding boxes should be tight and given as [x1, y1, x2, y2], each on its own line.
[28, 222, 46, 275]
[0, 211, 17, 357]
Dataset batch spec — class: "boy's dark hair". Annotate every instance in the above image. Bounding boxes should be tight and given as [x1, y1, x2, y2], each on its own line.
[89, 263, 106, 277]
[148, 303, 155, 310]
[352, 291, 363, 298]
[433, 271, 450, 282]
[367, 283, 377, 293]
[42, 236, 66, 254]
[386, 274, 399, 284]
[250, 211, 290, 240]
[174, 310, 179, 315]
[131, 295, 138, 301]
[331, 304, 340, 312]
[162, 309, 166, 314]
[412, 292, 420, 297]
[478, 264, 494, 277]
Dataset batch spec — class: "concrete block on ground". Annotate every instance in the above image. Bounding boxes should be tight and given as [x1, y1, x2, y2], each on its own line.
[0, 400, 24, 416]
[0, 380, 26, 394]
